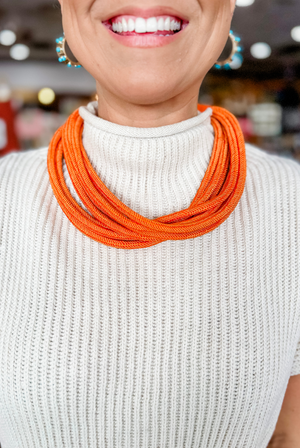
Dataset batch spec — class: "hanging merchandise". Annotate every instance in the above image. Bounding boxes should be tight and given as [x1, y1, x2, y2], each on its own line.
[0, 83, 20, 157]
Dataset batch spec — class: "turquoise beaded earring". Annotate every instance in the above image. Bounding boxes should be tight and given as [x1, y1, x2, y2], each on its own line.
[56, 33, 82, 68]
[214, 30, 243, 70]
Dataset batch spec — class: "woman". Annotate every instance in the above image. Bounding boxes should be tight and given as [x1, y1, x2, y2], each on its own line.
[0, 0, 300, 447]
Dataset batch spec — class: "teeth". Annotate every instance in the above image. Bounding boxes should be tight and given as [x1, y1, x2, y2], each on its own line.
[128, 18, 135, 32]
[171, 20, 180, 31]
[135, 17, 146, 33]
[122, 18, 128, 32]
[146, 17, 158, 32]
[157, 17, 165, 31]
[164, 17, 171, 31]
[112, 16, 181, 34]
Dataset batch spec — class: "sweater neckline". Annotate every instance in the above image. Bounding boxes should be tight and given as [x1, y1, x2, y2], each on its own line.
[75, 101, 215, 219]
[79, 101, 213, 139]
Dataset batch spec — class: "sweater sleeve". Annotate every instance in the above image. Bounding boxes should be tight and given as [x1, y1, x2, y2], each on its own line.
[291, 339, 300, 376]
[287, 156, 300, 377]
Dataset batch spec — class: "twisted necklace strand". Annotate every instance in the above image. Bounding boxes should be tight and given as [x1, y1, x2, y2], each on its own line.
[47, 104, 247, 249]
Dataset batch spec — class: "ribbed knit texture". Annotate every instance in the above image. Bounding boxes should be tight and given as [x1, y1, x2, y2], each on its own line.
[0, 101, 300, 448]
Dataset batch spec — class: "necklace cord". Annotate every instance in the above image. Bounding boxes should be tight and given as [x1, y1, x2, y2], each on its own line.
[47, 104, 247, 249]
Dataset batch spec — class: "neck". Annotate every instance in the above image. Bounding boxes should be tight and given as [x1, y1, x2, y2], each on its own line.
[78, 100, 215, 220]
[96, 82, 202, 128]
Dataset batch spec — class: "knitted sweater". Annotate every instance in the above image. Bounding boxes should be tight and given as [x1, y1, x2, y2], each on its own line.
[0, 101, 300, 448]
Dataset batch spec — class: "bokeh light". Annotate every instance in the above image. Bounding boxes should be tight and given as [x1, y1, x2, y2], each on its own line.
[0, 30, 17, 46]
[291, 26, 300, 42]
[38, 88, 56, 105]
[250, 42, 272, 59]
[229, 53, 244, 70]
[10, 44, 30, 60]
[236, 0, 255, 6]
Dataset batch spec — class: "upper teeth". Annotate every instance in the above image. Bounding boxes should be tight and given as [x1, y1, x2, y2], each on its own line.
[112, 17, 181, 34]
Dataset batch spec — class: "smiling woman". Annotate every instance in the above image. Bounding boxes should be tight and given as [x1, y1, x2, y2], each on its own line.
[60, 0, 234, 125]
[0, 1, 300, 448]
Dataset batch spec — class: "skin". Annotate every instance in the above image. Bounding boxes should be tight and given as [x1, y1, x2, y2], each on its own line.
[58, 0, 300, 443]
[267, 375, 300, 447]
[58, 0, 236, 127]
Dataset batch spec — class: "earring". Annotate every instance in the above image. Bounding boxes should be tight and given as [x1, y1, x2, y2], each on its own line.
[56, 33, 82, 68]
[214, 30, 243, 70]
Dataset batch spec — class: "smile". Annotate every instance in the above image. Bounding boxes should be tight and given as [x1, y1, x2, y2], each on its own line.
[102, 10, 189, 48]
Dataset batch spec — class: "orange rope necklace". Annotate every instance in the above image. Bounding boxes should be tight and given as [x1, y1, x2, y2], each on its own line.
[47, 104, 247, 249]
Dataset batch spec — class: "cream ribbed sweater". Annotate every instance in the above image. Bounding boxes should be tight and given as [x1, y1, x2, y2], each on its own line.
[0, 101, 300, 448]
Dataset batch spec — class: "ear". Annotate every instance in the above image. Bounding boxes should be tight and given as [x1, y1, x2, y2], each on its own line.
[230, 0, 236, 15]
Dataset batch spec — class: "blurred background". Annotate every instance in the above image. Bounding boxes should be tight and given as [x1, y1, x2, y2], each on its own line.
[0, 0, 300, 159]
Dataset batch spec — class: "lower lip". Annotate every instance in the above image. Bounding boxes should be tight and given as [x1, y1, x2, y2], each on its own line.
[104, 27, 188, 48]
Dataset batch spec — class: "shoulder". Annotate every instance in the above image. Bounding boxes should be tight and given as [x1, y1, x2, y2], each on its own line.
[0, 146, 48, 171]
[245, 142, 300, 192]
[243, 143, 300, 232]
[0, 147, 48, 188]
[245, 142, 300, 177]
[0, 148, 49, 222]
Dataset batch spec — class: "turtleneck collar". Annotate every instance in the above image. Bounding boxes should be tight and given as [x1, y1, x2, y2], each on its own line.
[78, 101, 215, 220]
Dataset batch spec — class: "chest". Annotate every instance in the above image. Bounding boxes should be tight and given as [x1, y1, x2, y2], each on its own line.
[0, 183, 300, 448]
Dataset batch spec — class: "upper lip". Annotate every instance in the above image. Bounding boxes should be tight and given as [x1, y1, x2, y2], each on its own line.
[102, 6, 189, 23]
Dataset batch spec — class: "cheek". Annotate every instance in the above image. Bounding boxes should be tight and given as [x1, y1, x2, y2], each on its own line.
[62, 0, 94, 15]
[61, 0, 96, 46]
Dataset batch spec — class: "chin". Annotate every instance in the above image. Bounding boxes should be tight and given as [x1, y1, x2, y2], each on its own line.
[110, 71, 182, 105]
[118, 85, 177, 106]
